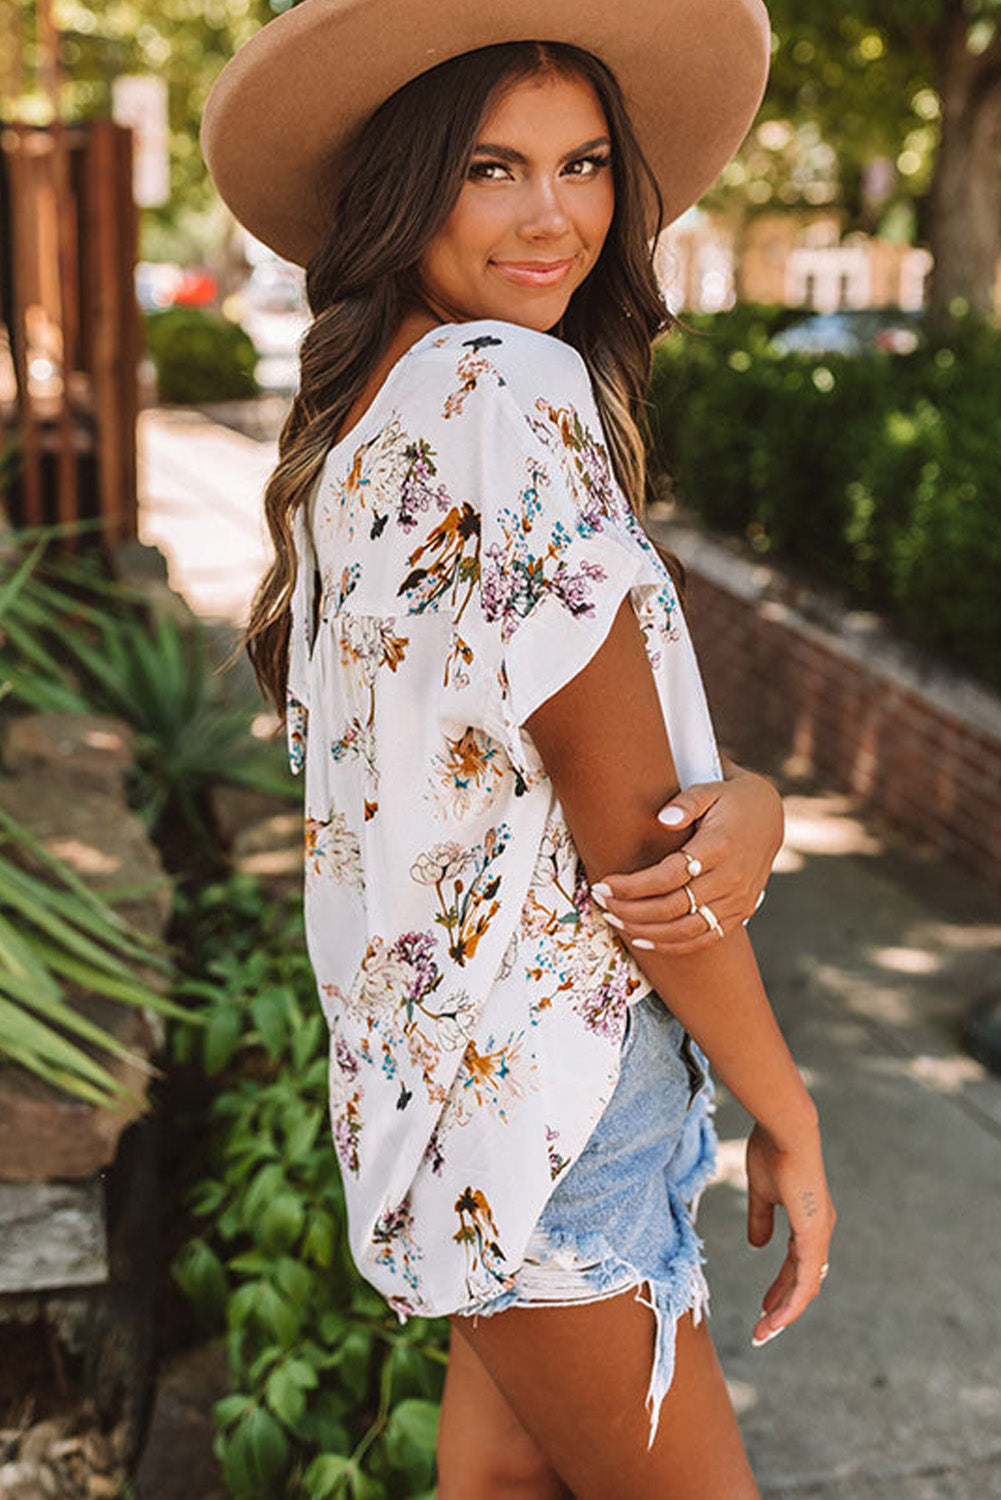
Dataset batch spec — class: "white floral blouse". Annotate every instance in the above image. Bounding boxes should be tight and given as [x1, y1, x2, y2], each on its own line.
[285, 318, 724, 1322]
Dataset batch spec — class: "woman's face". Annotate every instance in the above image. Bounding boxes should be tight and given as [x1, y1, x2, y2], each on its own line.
[417, 70, 615, 331]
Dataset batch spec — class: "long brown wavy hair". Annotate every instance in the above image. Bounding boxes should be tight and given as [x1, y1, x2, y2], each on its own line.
[245, 38, 685, 715]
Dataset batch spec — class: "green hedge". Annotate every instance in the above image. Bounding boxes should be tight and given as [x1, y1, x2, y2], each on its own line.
[145, 307, 259, 405]
[649, 305, 1001, 693]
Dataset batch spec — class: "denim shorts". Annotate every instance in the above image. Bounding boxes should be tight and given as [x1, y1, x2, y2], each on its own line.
[466, 988, 718, 1451]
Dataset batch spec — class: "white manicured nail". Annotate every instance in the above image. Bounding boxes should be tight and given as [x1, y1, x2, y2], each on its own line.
[631, 937, 655, 950]
[751, 1325, 786, 1348]
[658, 806, 685, 826]
[591, 883, 611, 908]
[604, 912, 625, 930]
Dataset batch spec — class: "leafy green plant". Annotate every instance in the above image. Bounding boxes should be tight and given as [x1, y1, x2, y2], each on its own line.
[650, 304, 1001, 690]
[170, 876, 446, 1500]
[0, 803, 196, 1106]
[0, 532, 297, 855]
[145, 307, 259, 405]
[50, 610, 284, 840]
[0, 539, 205, 1103]
[0, 534, 148, 714]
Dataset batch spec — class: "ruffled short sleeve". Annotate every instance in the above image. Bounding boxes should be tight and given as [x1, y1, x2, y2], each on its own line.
[440, 338, 700, 785]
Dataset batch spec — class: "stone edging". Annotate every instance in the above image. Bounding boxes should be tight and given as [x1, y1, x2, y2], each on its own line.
[647, 510, 1001, 886]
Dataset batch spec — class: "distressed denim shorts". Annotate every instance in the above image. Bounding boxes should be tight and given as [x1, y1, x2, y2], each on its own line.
[467, 988, 718, 1452]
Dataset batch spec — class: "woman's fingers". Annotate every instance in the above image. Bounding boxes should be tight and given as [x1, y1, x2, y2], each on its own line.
[600, 870, 731, 925]
[593, 836, 757, 917]
[753, 1233, 832, 1344]
[593, 876, 743, 951]
[655, 779, 725, 831]
[591, 846, 706, 903]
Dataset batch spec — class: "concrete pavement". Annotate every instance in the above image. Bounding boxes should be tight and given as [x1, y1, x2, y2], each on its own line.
[136, 406, 275, 626]
[703, 780, 1001, 1498]
[137, 405, 1001, 1497]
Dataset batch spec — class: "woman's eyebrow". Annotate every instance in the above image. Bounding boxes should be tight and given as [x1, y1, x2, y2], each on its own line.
[471, 135, 612, 164]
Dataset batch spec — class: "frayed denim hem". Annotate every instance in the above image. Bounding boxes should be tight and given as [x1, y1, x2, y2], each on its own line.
[456, 1011, 721, 1451]
[456, 1205, 714, 1452]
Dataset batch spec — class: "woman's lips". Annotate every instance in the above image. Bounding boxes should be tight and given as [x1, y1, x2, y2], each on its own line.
[490, 257, 574, 287]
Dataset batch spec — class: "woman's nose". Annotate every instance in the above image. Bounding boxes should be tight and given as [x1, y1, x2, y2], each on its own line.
[519, 177, 573, 237]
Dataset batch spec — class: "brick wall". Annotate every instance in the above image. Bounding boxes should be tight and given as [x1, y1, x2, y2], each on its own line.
[655, 520, 1001, 889]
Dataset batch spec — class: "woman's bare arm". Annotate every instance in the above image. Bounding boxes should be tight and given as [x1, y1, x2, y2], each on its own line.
[523, 594, 815, 1150]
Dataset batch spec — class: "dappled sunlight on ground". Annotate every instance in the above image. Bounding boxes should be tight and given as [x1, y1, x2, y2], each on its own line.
[781, 793, 886, 858]
[709, 1136, 749, 1194]
[859, 1048, 987, 1095]
[807, 961, 923, 1029]
[868, 945, 943, 976]
[723, 1375, 758, 1415]
[912, 918, 1001, 952]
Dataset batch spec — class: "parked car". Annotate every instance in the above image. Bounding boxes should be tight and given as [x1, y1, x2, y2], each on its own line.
[135, 262, 218, 311]
[770, 308, 922, 357]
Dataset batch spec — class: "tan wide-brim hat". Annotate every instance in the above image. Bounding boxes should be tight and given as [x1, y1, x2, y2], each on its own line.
[201, 0, 771, 268]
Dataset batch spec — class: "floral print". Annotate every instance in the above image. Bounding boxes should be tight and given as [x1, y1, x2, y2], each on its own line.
[521, 809, 647, 1039]
[305, 803, 364, 893]
[481, 454, 611, 643]
[329, 616, 409, 819]
[453, 1184, 511, 1298]
[410, 824, 510, 966]
[372, 1192, 424, 1316]
[546, 1124, 570, 1181]
[426, 726, 507, 821]
[529, 396, 628, 533]
[285, 319, 724, 1322]
[328, 1033, 364, 1176]
[328, 417, 451, 541]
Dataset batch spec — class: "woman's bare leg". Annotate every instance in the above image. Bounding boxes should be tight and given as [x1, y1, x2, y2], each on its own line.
[437, 1318, 572, 1498]
[446, 1286, 761, 1500]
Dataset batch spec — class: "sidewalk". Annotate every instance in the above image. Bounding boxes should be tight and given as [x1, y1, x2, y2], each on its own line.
[702, 779, 1001, 1498]
[137, 406, 1001, 1497]
[136, 407, 275, 626]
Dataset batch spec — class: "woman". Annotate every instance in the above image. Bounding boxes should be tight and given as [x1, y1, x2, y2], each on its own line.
[202, 3, 835, 1495]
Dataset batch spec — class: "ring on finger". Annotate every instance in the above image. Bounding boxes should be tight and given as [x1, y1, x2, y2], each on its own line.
[682, 850, 702, 878]
[682, 881, 699, 916]
[697, 901, 724, 938]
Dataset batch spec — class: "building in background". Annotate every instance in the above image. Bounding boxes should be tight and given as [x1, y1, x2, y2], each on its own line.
[658, 206, 938, 315]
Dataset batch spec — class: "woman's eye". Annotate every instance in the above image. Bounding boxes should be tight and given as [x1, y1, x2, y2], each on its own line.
[565, 153, 612, 176]
[468, 161, 511, 181]
[468, 154, 612, 182]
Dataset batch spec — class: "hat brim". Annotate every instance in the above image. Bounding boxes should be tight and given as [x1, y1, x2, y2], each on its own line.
[201, 0, 771, 267]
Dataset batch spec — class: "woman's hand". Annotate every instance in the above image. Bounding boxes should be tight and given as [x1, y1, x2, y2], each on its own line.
[589, 758, 785, 955]
[745, 1119, 837, 1348]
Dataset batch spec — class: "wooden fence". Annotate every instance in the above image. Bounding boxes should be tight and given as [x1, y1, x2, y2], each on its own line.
[0, 116, 140, 547]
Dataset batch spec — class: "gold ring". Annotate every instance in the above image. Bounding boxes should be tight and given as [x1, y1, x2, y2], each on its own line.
[682, 850, 702, 878]
[697, 901, 724, 938]
[683, 882, 699, 915]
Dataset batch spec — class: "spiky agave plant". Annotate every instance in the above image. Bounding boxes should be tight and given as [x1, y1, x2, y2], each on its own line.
[0, 534, 200, 1105]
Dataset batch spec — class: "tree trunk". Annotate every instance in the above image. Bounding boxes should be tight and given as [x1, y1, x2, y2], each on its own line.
[926, 12, 1001, 330]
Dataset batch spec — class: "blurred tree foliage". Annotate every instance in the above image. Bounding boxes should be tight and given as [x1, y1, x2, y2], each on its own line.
[707, 1, 1001, 329]
[7, 0, 286, 259]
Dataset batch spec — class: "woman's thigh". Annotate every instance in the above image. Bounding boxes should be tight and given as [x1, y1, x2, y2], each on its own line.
[448, 1287, 761, 1500]
[438, 1319, 571, 1498]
